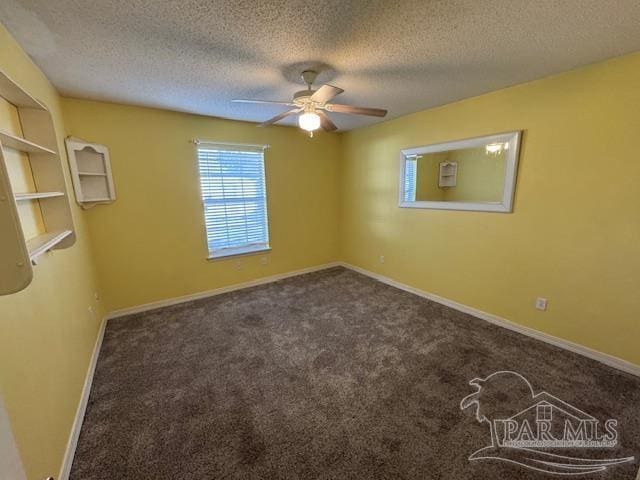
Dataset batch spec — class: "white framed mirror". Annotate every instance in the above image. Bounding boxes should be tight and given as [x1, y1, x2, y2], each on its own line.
[399, 131, 521, 212]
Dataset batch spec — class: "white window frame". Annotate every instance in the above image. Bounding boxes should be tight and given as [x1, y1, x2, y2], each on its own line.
[195, 141, 271, 260]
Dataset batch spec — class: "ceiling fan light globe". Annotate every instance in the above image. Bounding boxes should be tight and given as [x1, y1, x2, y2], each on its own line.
[299, 112, 321, 132]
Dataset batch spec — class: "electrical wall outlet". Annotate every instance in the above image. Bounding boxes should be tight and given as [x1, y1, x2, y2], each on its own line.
[535, 297, 548, 311]
[379, 255, 385, 264]
[260, 257, 268, 266]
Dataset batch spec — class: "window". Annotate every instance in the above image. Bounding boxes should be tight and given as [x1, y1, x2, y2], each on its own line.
[196, 144, 270, 258]
[403, 157, 417, 202]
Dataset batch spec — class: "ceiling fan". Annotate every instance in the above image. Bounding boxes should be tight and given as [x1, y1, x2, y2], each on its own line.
[233, 70, 388, 137]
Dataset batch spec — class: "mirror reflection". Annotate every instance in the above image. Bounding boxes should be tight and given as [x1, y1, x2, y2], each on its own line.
[404, 144, 507, 203]
[400, 132, 520, 212]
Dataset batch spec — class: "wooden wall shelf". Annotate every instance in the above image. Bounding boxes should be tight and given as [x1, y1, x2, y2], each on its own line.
[0, 74, 46, 109]
[14, 191, 65, 201]
[26, 230, 73, 261]
[66, 138, 116, 208]
[0, 68, 76, 295]
[0, 130, 56, 154]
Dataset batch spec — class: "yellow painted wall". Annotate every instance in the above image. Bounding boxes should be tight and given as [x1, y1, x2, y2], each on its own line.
[0, 24, 104, 480]
[61, 99, 342, 312]
[339, 52, 640, 366]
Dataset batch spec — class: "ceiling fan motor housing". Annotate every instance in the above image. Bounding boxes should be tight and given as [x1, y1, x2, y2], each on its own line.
[293, 89, 318, 105]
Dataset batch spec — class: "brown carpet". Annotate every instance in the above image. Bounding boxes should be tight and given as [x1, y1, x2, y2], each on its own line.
[70, 267, 640, 479]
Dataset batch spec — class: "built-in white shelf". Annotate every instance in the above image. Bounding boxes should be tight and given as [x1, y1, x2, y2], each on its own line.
[26, 230, 73, 262]
[66, 137, 116, 208]
[83, 197, 112, 202]
[0, 67, 76, 295]
[0, 74, 46, 110]
[0, 130, 56, 155]
[14, 191, 65, 201]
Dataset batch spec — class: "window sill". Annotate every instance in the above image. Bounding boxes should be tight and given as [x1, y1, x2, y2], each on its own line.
[207, 246, 271, 261]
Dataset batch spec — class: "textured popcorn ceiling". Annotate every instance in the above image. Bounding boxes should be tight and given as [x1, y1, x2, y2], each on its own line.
[2, 0, 640, 130]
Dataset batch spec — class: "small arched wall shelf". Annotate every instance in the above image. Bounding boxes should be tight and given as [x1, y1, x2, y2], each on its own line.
[65, 138, 116, 209]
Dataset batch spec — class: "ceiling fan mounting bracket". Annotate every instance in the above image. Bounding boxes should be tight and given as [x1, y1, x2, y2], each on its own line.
[301, 70, 319, 88]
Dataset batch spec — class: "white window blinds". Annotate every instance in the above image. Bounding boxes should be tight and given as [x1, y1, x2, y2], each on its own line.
[404, 158, 417, 202]
[197, 145, 270, 258]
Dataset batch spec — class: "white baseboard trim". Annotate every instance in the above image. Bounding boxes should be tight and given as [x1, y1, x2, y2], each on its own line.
[105, 262, 342, 320]
[339, 262, 640, 378]
[58, 318, 106, 480]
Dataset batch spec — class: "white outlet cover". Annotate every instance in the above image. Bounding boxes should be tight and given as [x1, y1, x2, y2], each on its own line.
[535, 297, 548, 311]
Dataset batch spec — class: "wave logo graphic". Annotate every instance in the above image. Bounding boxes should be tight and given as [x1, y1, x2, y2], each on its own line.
[460, 371, 635, 475]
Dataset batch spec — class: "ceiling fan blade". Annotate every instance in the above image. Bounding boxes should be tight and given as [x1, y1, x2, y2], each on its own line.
[258, 108, 301, 127]
[233, 99, 295, 106]
[310, 85, 344, 104]
[317, 111, 338, 132]
[326, 103, 387, 117]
